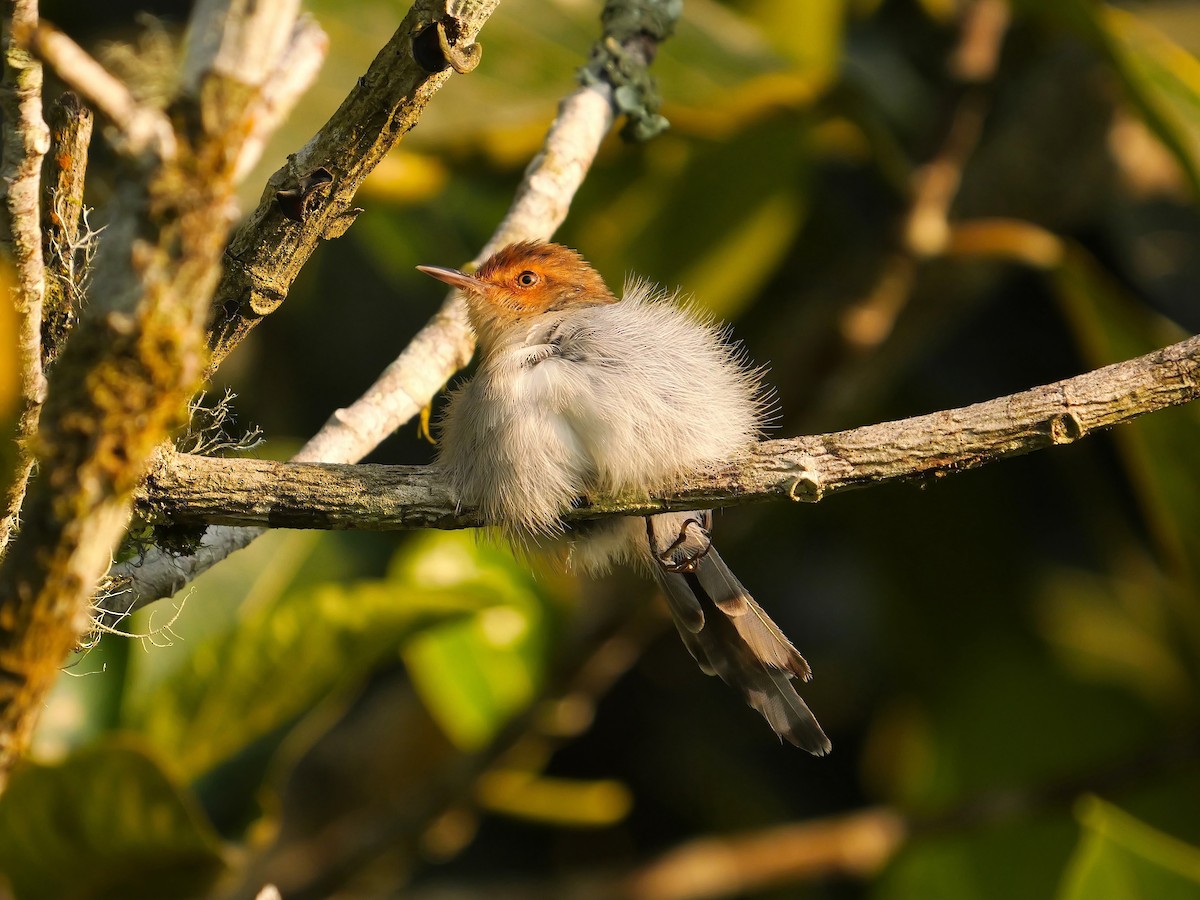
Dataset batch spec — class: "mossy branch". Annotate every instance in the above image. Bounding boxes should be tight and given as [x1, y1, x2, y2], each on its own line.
[0, 0, 323, 790]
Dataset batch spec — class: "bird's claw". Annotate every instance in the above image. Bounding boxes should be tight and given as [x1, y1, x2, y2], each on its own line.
[647, 511, 713, 574]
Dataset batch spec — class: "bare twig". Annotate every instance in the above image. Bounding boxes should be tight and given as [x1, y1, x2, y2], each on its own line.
[141, 333, 1200, 530]
[622, 808, 907, 900]
[838, 0, 1010, 352]
[0, 0, 50, 557]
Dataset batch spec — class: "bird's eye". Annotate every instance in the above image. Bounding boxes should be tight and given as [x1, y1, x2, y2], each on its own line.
[516, 270, 539, 287]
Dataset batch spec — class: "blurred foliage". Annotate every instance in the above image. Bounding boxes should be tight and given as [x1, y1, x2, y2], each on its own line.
[1057, 797, 1200, 899]
[397, 532, 562, 750]
[0, 743, 228, 900]
[4, 0, 1200, 898]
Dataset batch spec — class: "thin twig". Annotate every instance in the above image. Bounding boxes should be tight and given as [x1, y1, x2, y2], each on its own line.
[836, 0, 1010, 353]
[140, 332, 1200, 530]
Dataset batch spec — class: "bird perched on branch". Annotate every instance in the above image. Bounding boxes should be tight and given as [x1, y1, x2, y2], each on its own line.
[418, 242, 830, 754]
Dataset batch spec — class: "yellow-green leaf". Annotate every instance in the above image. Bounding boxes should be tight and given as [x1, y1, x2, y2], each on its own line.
[1057, 797, 1200, 900]
[0, 743, 228, 900]
[396, 532, 559, 750]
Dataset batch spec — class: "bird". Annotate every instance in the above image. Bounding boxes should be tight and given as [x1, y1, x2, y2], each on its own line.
[417, 241, 830, 754]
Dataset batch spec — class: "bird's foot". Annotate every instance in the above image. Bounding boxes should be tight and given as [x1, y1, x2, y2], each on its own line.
[647, 511, 713, 574]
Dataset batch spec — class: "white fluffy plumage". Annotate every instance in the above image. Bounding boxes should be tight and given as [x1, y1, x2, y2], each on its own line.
[436, 279, 767, 548]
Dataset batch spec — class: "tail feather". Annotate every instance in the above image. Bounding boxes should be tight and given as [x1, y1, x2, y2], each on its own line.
[651, 550, 830, 756]
[694, 553, 813, 681]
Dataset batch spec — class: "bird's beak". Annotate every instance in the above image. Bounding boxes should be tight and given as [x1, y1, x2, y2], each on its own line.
[416, 264, 486, 296]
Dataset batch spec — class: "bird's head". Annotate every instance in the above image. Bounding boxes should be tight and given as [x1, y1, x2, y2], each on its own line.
[418, 241, 617, 347]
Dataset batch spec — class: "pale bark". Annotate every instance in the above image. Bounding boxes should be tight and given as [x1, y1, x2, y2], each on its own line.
[0, 0, 49, 556]
[140, 333, 1200, 530]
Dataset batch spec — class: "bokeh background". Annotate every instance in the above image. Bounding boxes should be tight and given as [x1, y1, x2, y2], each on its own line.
[3, 0, 1200, 897]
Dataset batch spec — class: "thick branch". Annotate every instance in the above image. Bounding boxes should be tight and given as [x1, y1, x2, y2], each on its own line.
[39, 90, 93, 367]
[141, 334, 1200, 530]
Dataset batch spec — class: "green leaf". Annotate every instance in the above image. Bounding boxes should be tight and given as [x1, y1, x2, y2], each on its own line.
[0, 743, 228, 900]
[1057, 797, 1200, 900]
[121, 551, 473, 781]
[395, 532, 559, 750]
[571, 115, 811, 320]
[1035, 563, 1193, 711]
[739, 0, 845, 94]
[875, 811, 1079, 900]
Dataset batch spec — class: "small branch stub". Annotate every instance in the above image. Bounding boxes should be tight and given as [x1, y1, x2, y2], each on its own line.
[274, 165, 333, 222]
[412, 18, 481, 74]
[788, 471, 825, 503]
[1048, 411, 1085, 444]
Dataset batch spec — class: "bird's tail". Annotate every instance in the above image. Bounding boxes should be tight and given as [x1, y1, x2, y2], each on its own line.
[646, 513, 831, 755]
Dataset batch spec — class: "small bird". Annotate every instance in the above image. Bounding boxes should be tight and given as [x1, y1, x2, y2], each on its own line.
[418, 242, 830, 754]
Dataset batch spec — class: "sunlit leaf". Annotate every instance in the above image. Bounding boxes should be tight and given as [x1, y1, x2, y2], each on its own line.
[875, 811, 1078, 900]
[1035, 564, 1194, 710]
[1097, 6, 1200, 198]
[572, 116, 810, 320]
[739, 0, 845, 93]
[396, 532, 560, 750]
[475, 769, 632, 827]
[1057, 797, 1200, 900]
[0, 743, 228, 900]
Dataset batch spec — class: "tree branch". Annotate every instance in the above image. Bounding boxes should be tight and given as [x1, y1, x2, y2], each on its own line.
[206, 0, 500, 373]
[39, 90, 93, 367]
[0, 0, 49, 557]
[140, 333, 1200, 531]
[24, 19, 175, 161]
